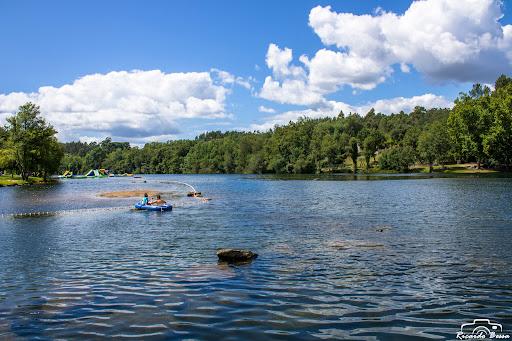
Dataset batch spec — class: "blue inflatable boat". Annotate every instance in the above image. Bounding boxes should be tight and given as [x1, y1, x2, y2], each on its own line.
[134, 203, 173, 211]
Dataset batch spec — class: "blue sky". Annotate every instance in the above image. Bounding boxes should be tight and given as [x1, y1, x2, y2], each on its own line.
[1, 0, 511, 143]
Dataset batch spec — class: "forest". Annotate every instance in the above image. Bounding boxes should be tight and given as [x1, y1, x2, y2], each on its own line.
[2, 75, 511, 177]
[58, 75, 512, 175]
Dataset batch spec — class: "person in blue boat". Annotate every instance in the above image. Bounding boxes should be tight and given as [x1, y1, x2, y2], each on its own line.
[141, 193, 149, 206]
[151, 194, 166, 206]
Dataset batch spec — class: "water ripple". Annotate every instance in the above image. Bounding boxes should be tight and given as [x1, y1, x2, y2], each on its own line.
[0, 175, 511, 339]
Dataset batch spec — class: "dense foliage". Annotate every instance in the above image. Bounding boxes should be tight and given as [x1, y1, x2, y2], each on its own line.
[3, 76, 511, 177]
[0, 103, 63, 180]
[58, 106, 455, 174]
[58, 75, 512, 175]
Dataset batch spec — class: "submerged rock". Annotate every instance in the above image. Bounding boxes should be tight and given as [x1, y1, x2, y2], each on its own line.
[217, 248, 258, 263]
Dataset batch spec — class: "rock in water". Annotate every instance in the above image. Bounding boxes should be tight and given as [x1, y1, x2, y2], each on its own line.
[217, 249, 258, 263]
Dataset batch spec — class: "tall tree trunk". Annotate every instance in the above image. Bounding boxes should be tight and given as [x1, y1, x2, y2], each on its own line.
[429, 163, 433, 173]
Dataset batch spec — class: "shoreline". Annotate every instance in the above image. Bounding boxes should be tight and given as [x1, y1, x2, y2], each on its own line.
[0, 175, 56, 187]
[1, 163, 509, 188]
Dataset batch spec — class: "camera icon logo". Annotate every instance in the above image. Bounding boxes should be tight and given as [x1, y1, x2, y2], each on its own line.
[457, 319, 510, 339]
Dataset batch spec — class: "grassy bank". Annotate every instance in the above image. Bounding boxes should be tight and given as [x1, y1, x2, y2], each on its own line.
[0, 175, 52, 187]
[414, 163, 501, 174]
[335, 158, 505, 175]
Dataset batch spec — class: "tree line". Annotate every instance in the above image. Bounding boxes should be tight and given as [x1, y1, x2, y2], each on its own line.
[60, 75, 512, 175]
[58, 107, 451, 175]
[1, 75, 511, 178]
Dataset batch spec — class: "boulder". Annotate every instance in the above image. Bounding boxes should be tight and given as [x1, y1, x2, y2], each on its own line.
[217, 248, 258, 263]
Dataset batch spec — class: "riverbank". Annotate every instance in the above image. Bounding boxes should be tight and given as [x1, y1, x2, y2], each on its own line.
[0, 175, 54, 187]
[415, 163, 502, 174]
[321, 162, 505, 175]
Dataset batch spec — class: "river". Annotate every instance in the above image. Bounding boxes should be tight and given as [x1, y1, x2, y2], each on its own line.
[0, 174, 511, 339]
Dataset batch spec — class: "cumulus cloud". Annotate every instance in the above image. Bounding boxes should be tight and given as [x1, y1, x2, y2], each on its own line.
[259, 1, 512, 106]
[309, 1, 512, 85]
[265, 43, 306, 80]
[0, 70, 235, 142]
[259, 44, 324, 105]
[303, 49, 391, 92]
[211, 68, 252, 89]
[259, 74, 323, 105]
[250, 93, 452, 131]
[258, 105, 276, 113]
[361, 93, 452, 114]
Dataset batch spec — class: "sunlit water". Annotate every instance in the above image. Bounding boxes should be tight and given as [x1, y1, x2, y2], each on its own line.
[1, 174, 511, 340]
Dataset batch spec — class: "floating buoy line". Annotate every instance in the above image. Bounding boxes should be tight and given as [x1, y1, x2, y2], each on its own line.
[1, 206, 127, 220]
[2, 205, 172, 220]
[1, 179, 208, 219]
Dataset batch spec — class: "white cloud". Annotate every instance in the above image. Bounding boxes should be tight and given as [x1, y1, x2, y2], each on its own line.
[211, 68, 252, 89]
[259, 1, 512, 106]
[0, 70, 233, 142]
[309, 1, 512, 85]
[249, 101, 347, 131]
[249, 93, 452, 131]
[265, 43, 306, 80]
[400, 63, 411, 73]
[211, 68, 235, 84]
[362, 93, 452, 115]
[260, 75, 323, 105]
[235, 78, 252, 90]
[259, 44, 324, 105]
[304, 48, 391, 92]
[258, 105, 276, 113]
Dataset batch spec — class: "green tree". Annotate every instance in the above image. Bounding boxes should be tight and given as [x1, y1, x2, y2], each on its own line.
[417, 121, 451, 172]
[246, 152, 265, 174]
[448, 86, 492, 168]
[362, 130, 386, 172]
[346, 137, 359, 174]
[495, 74, 512, 90]
[5, 102, 63, 180]
[379, 146, 415, 172]
[0, 147, 16, 175]
[38, 136, 64, 179]
[60, 154, 84, 174]
[483, 78, 512, 168]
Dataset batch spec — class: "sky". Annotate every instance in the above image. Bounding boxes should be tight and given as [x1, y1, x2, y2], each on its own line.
[1, 0, 511, 144]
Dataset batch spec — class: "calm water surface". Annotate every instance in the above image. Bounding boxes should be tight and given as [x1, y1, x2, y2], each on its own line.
[1, 175, 511, 340]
